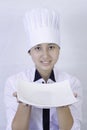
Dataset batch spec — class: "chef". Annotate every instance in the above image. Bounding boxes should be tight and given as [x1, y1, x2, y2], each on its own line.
[4, 8, 82, 130]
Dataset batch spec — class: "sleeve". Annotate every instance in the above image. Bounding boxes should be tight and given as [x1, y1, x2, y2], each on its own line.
[70, 76, 83, 130]
[4, 77, 18, 130]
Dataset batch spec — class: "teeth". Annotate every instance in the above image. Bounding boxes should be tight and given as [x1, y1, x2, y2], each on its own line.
[42, 61, 49, 63]
[43, 62, 49, 63]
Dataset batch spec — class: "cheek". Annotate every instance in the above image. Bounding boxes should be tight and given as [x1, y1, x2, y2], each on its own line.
[52, 52, 60, 63]
[31, 53, 39, 62]
[52, 51, 59, 59]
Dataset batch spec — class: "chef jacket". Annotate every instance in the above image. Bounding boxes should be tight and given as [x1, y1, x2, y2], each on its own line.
[4, 66, 82, 130]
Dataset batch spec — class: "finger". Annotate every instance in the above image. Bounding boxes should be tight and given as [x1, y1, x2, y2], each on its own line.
[74, 93, 77, 98]
[13, 92, 17, 97]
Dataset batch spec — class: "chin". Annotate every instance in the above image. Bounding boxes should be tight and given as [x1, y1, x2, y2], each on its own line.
[41, 66, 53, 71]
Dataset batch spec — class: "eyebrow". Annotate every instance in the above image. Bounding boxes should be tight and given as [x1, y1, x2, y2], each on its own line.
[48, 43, 57, 45]
[35, 43, 57, 46]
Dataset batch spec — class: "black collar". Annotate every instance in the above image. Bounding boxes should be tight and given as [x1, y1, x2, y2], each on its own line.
[33, 69, 56, 82]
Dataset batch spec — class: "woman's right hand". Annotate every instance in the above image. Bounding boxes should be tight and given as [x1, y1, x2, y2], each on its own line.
[13, 92, 28, 106]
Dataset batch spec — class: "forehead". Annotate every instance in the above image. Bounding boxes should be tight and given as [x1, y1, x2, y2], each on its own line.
[34, 43, 57, 46]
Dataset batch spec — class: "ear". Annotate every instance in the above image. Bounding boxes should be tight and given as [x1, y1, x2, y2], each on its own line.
[58, 46, 60, 54]
[28, 50, 31, 55]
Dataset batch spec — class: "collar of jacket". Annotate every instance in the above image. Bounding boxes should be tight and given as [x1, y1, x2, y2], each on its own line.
[33, 69, 56, 82]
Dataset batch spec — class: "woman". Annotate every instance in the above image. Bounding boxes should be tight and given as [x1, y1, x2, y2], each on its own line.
[4, 8, 82, 130]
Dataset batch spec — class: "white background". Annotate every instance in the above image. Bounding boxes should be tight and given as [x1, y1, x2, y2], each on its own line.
[0, 0, 87, 129]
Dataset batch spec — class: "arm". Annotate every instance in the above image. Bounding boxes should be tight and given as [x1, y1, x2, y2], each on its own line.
[69, 77, 82, 130]
[12, 103, 31, 130]
[56, 106, 73, 130]
[4, 77, 31, 130]
[56, 77, 82, 130]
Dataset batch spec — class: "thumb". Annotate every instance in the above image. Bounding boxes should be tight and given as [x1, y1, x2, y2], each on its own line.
[13, 92, 17, 97]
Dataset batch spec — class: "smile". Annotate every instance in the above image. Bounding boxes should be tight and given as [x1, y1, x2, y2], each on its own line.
[41, 61, 51, 65]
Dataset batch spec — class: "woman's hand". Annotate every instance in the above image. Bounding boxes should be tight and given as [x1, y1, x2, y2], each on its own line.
[12, 92, 31, 130]
[56, 92, 77, 130]
[74, 92, 77, 98]
[13, 92, 28, 106]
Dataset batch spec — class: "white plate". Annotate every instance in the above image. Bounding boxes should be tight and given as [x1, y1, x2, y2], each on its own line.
[17, 80, 77, 108]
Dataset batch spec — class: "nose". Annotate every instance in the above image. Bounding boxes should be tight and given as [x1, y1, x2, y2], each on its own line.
[42, 48, 49, 58]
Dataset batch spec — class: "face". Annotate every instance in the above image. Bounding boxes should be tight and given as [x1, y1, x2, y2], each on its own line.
[29, 43, 60, 76]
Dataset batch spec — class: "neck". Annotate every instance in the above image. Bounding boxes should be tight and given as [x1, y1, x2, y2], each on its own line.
[37, 69, 52, 82]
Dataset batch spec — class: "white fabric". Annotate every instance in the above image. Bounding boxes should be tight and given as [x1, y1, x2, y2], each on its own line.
[4, 66, 82, 130]
[24, 8, 60, 51]
[17, 80, 77, 108]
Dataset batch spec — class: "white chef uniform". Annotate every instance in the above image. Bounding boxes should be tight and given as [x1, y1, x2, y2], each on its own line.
[4, 66, 82, 130]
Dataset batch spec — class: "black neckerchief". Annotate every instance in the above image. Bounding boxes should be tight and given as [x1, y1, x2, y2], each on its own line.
[33, 69, 56, 82]
[33, 69, 56, 130]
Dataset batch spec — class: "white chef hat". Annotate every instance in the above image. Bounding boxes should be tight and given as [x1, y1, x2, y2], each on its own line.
[24, 8, 60, 52]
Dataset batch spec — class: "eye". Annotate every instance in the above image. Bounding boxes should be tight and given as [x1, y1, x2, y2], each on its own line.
[49, 45, 56, 50]
[34, 46, 41, 51]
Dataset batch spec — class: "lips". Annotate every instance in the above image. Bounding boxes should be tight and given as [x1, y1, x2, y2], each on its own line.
[41, 61, 51, 66]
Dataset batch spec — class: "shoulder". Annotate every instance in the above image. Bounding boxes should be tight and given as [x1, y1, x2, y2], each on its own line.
[54, 67, 81, 90]
[7, 66, 35, 80]
[5, 66, 36, 89]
